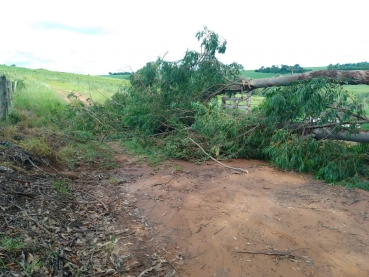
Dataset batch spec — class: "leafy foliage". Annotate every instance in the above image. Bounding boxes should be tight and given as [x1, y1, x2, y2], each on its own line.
[1, 27, 367, 194]
[123, 27, 243, 135]
[260, 78, 368, 185]
[261, 77, 366, 130]
[54, 27, 368, 188]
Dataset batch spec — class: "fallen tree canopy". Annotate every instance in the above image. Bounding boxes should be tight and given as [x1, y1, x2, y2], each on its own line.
[69, 27, 369, 187]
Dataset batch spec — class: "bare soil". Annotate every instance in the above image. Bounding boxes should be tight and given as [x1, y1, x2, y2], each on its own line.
[1, 142, 369, 277]
[105, 150, 369, 277]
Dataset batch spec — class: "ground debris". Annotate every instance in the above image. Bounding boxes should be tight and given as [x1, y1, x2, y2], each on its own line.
[0, 157, 174, 276]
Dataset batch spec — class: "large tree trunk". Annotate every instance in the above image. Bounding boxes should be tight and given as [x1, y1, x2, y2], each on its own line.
[227, 70, 369, 91]
[312, 128, 369, 143]
[226, 70, 369, 143]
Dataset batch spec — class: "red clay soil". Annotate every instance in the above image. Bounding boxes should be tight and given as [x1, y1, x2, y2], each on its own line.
[100, 151, 369, 277]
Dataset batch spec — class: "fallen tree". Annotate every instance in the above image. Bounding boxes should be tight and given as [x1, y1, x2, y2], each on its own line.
[71, 27, 368, 187]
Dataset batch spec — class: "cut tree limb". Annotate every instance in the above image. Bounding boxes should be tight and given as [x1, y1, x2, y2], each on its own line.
[226, 70, 369, 92]
[312, 128, 369, 143]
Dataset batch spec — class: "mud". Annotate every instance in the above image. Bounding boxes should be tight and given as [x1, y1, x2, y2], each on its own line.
[108, 155, 369, 277]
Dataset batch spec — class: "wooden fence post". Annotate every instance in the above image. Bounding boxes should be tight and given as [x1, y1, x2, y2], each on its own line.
[0, 76, 16, 120]
[0, 76, 6, 120]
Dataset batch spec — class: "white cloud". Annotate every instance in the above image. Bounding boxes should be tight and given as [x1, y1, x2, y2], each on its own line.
[0, 0, 368, 75]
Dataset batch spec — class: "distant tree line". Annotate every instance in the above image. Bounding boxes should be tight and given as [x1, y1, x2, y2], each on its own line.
[327, 62, 369, 70]
[255, 64, 310, 74]
[108, 71, 132, 75]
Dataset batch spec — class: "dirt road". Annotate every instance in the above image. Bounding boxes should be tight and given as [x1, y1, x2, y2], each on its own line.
[101, 153, 369, 277]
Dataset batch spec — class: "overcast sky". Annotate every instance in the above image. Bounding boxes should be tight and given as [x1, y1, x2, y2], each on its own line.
[1, 0, 368, 75]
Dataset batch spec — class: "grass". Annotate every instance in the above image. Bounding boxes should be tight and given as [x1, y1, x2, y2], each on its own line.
[99, 74, 131, 80]
[0, 233, 25, 272]
[0, 64, 130, 104]
[0, 233, 24, 251]
[242, 66, 328, 80]
[53, 179, 69, 196]
[242, 70, 281, 79]
[0, 64, 122, 170]
[121, 139, 166, 166]
[11, 79, 67, 127]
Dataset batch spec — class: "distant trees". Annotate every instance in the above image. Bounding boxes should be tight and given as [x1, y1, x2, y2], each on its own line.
[255, 64, 310, 74]
[327, 62, 369, 70]
[108, 71, 131, 76]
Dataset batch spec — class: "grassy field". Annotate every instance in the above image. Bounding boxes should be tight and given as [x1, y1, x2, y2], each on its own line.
[0, 64, 130, 169]
[242, 70, 281, 79]
[99, 74, 131, 80]
[242, 66, 327, 80]
[0, 65, 130, 104]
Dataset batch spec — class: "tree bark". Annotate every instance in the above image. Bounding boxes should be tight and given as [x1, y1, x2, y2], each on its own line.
[312, 128, 369, 143]
[227, 70, 369, 91]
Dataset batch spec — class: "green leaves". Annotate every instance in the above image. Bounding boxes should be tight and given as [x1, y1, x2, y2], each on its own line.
[64, 27, 368, 189]
[195, 26, 227, 56]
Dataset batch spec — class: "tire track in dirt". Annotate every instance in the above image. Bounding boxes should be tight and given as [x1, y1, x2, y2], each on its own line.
[250, 218, 299, 246]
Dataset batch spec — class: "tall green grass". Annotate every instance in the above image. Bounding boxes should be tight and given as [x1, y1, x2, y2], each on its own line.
[11, 79, 67, 127]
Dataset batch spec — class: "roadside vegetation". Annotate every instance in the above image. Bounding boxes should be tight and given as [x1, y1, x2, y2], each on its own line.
[0, 64, 128, 169]
[1, 27, 369, 276]
[2, 28, 369, 188]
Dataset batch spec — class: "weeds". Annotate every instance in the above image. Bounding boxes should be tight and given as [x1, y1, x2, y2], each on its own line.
[0, 233, 24, 251]
[53, 179, 69, 196]
[109, 176, 119, 185]
[173, 164, 183, 172]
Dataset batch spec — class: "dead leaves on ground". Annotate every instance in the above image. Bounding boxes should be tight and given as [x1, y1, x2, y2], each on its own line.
[0, 165, 174, 276]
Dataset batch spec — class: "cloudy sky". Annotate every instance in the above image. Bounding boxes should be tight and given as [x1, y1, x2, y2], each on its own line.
[1, 0, 368, 75]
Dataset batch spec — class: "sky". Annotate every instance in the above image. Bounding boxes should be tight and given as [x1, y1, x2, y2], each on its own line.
[1, 0, 368, 75]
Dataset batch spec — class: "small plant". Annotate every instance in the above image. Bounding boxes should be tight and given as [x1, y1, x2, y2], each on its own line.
[104, 236, 117, 252]
[173, 164, 183, 172]
[20, 137, 52, 159]
[109, 176, 119, 185]
[0, 233, 24, 251]
[24, 254, 41, 275]
[53, 179, 68, 196]
[0, 233, 25, 272]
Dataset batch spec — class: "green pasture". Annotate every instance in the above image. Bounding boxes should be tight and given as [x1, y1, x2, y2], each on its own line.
[242, 66, 327, 80]
[99, 74, 131, 80]
[10, 79, 67, 127]
[242, 70, 281, 79]
[0, 65, 129, 104]
[304, 66, 327, 71]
